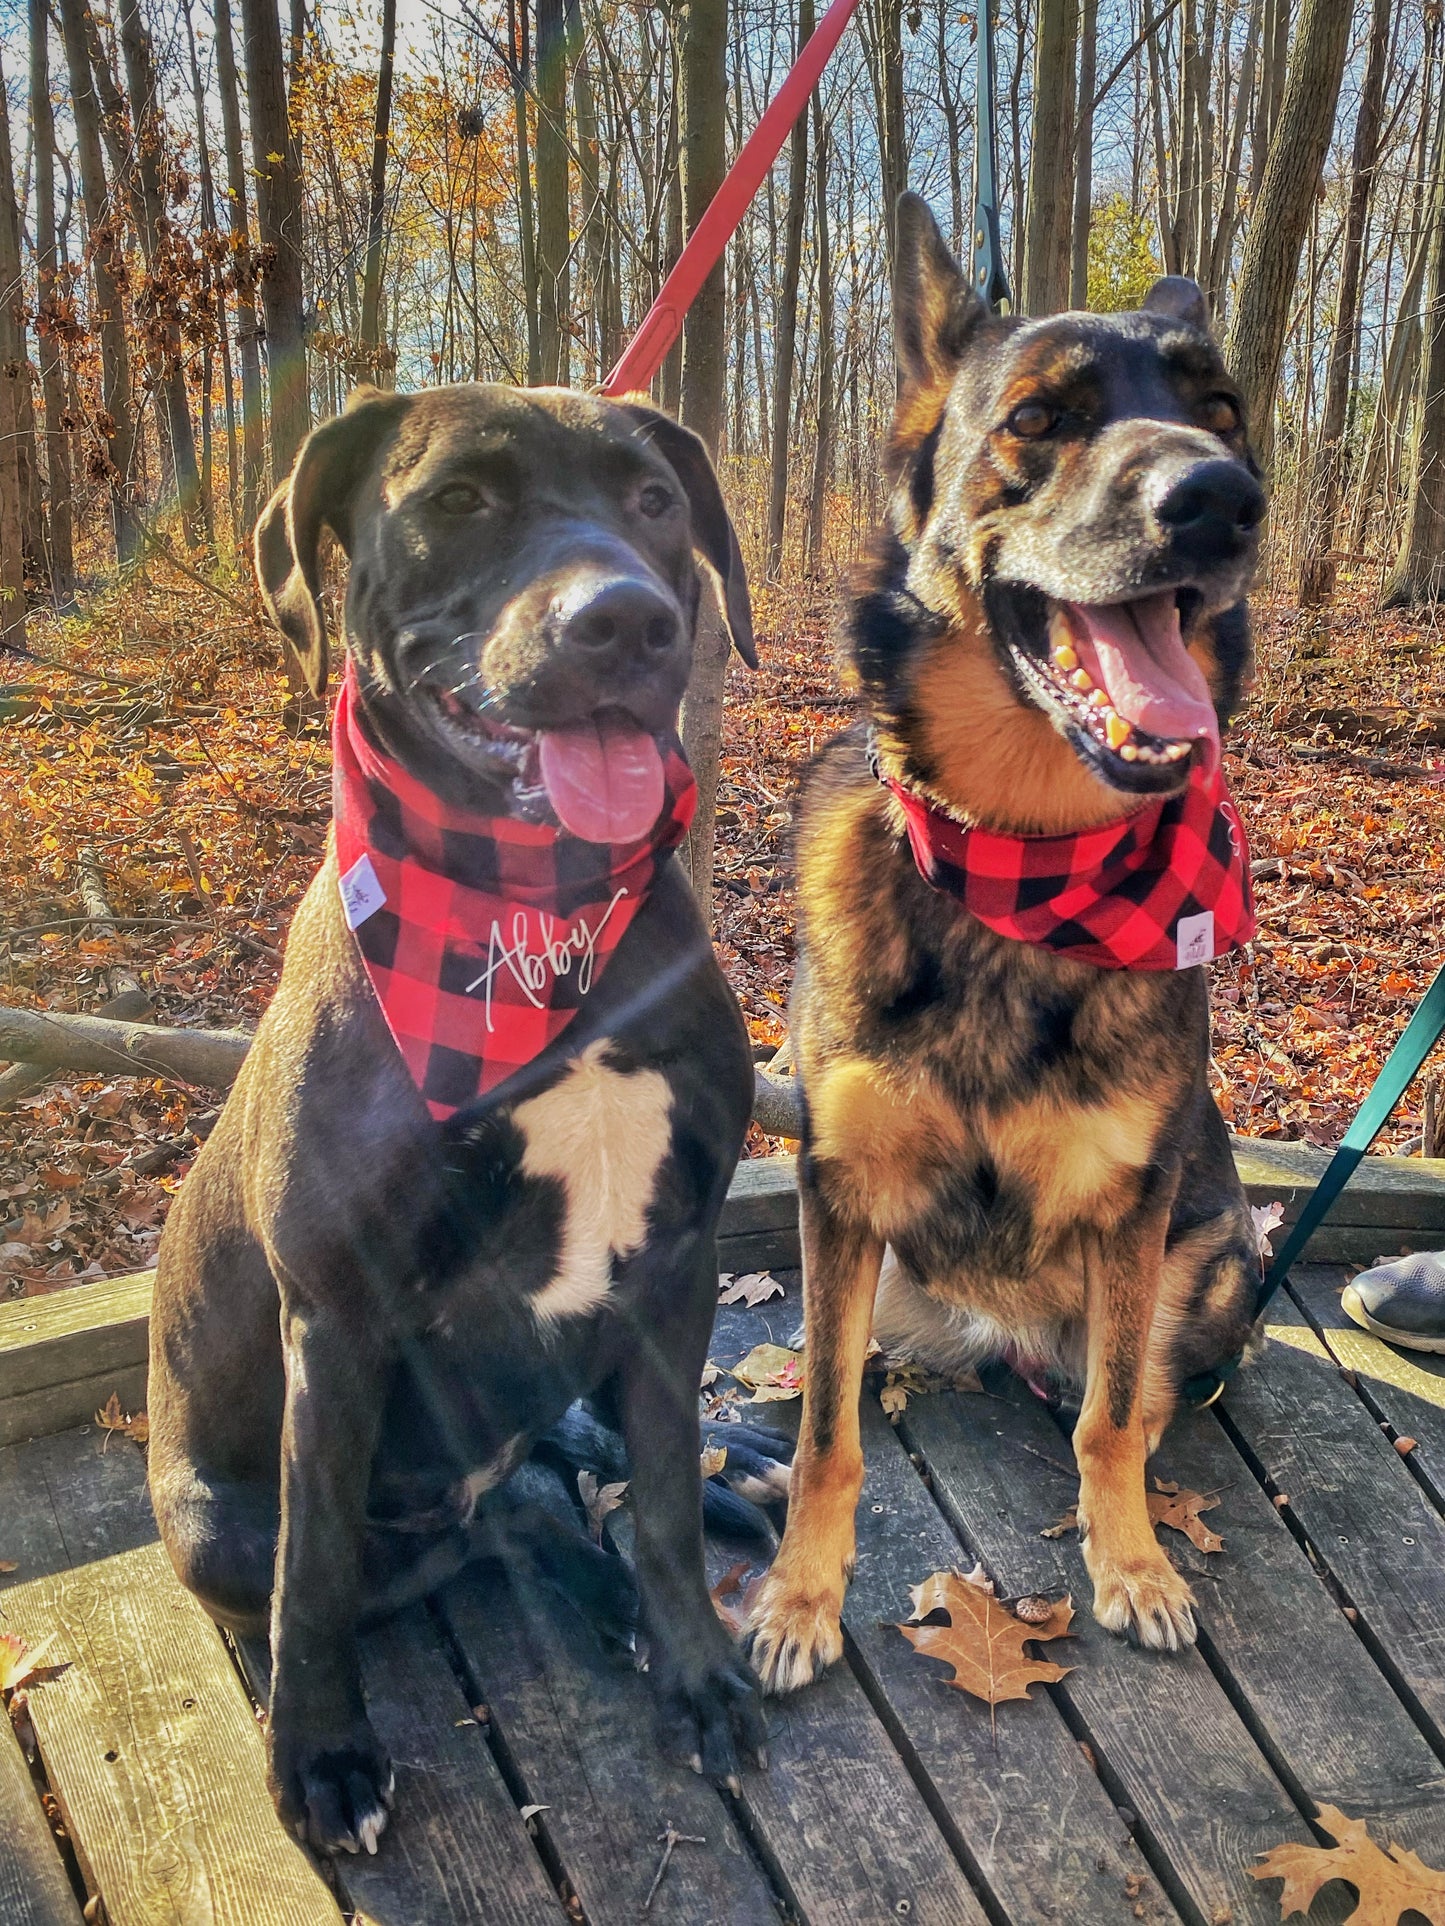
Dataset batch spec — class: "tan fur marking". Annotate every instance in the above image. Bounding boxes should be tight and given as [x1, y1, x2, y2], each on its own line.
[515, 1040, 673, 1324]
[907, 607, 1146, 834]
[808, 1058, 966, 1232]
[988, 1090, 1162, 1233]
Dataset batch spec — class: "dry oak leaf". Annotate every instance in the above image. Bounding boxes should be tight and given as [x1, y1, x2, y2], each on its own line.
[1251, 1802, 1445, 1924]
[730, 1343, 803, 1403]
[95, 1394, 150, 1447]
[700, 1442, 728, 1479]
[718, 1271, 784, 1307]
[893, 1568, 1074, 1708]
[0, 1632, 59, 1692]
[577, 1471, 628, 1542]
[1044, 1480, 1224, 1554]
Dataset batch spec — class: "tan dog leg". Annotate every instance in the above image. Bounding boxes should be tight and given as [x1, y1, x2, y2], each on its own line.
[1075, 1212, 1197, 1652]
[745, 1187, 882, 1694]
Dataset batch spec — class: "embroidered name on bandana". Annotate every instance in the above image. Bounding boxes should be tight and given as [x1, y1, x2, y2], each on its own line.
[882, 754, 1255, 971]
[332, 666, 695, 1119]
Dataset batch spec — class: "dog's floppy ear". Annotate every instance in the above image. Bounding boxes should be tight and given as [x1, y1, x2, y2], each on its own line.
[893, 191, 987, 392]
[253, 386, 408, 697]
[1142, 275, 1210, 334]
[615, 402, 756, 668]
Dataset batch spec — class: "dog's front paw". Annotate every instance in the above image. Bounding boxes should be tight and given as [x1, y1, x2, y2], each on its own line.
[743, 1566, 846, 1694]
[1088, 1552, 1197, 1652]
[269, 1715, 395, 1855]
[651, 1647, 769, 1789]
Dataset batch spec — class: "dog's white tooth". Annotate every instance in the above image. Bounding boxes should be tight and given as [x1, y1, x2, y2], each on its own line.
[1052, 641, 1079, 672]
[1105, 712, 1131, 751]
[1090, 689, 1110, 709]
[1120, 743, 1139, 761]
[1069, 668, 1093, 693]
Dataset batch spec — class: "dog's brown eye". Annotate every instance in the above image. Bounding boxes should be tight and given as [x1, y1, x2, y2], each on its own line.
[1199, 394, 1241, 436]
[638, 482, 675, 518]
[434, 482, 487, 515]
[1007, 400, 1057, 440]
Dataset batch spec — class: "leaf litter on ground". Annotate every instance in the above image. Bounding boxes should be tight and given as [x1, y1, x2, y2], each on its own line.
[1043, 1477, 1225, 1555]
[1251, 1802, 1445, 1924]
[729, 1342, 802, 1403]
[718, 1271, 783, 1306]
[893, 1566, 1074, 1732]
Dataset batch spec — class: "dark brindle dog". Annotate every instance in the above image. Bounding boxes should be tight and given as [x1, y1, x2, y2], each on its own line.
[746, 196, 1267, 1689]
[147, 384, 776, 1853]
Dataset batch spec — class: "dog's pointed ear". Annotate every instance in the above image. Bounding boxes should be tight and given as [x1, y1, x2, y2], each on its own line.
[253, 387, 408, 697]
[614, 402, 756, 668]
[1142, 275, 1210, 334]
[893, 192, 986, 392]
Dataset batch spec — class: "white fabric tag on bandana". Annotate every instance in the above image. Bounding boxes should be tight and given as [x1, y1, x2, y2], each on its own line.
[339, 852, 388, 929]
[1175, 909, 1215, 969]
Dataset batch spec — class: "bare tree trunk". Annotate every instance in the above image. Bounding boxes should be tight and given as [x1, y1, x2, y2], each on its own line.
[215, 0, 266, 535]
[806, 81, 834, 576]
[1223, 0, 1350, 467]
[118, 0, 203, 540]
[935, 0, 966, 255]
[766, 0, 812, 580]
[27, 0, 75, 600]
[864, 0, 907, 269]
[507, 0, 542, 386]
[0, 48, 28, 650]
[569, 0, 607, 384]
[535, 0, 570, 386]
[1022, 0, 1079, 314]
[241, 0, 310, 481]
[1070, 0, 1098, 307]
[679, 0, 728, 923]
[1385, 89, 1445, 606]
[57, 0, 140, 561]
[1297, 0, 1390, 606]
[358, 0, 397, 383]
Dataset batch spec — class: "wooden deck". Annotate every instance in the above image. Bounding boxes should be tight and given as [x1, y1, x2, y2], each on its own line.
[2, 1246, 1445, 1921]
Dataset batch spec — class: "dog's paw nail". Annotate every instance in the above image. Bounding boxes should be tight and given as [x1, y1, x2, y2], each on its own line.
[725, 1773, 742, 1796]
[689, 1751, 703, 1776]
[754, 1745, 769, 1770]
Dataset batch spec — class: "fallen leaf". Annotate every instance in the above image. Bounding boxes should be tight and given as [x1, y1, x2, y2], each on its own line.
[893, 1567, 1074, 1711]
[709, 1559, 758, 1633]
[577, 1470, 628, 1541]
[879, 1379, 909, 1419]
[0, 1560, 16, 1573]
[0, 1632, 59, 1691]
[1043, 1481, 1224, 1554]
[700, 1442, 728, 1479]
[1251, 1802, 1445, 1923]
[718, 1270, 783, 1306]
[731, 1343, 803, 1402]
[94, 1394, 150, 1448]
[1251, 1200, 1286, 1260]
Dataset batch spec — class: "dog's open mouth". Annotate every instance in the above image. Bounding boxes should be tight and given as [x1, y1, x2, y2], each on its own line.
[431, 687, 666, 843]
[994, 585, 1218, 789]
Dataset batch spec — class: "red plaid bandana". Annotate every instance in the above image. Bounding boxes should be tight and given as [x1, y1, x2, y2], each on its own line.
[881, 751, 1254, 971]
[332, 665, 696, 1119]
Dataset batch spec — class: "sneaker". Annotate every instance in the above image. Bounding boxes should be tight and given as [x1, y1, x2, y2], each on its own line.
[1340, 1252, 1445, 1355]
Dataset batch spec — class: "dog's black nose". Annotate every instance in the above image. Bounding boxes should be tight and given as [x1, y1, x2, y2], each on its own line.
[559, 579, 682, 663]
[1153, 460, 1265, 546]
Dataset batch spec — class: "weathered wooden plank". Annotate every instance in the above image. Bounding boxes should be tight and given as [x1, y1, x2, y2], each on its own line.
[1286, 1263, 1445, 1506]
[0, 1271, 152, 1403]
[710, 1295, 1174, 1926]
[0, 1429, 341, 1926]
[1220, 1300, 1445, 1752]
[902, 1374, 1324, 1926]
[0, 1367, 150, 1451]
[0, 1716, 84, 1926]
[720, 1156, 799, 1235]
[1152, 1402, 1445, 1858]
[716, 1227, 800, 1273]
[1232, 1136, 1445, 1233]
[439, 1564, 782, 1926]
[236, 1612, 567, 1926]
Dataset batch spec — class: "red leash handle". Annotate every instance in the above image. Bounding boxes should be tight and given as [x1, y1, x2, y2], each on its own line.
[598, 0, 863, 399]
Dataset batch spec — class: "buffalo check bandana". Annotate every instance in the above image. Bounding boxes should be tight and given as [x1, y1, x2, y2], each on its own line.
[880, 751, 1255, 971]
[332, 665, 696, 1119]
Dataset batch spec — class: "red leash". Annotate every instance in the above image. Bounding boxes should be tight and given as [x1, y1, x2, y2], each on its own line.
[598, 0, 863, 398]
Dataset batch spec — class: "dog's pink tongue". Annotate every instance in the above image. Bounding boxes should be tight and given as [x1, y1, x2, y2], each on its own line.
[537, 719, 666, 844]
[1063, 592, 1219, 750]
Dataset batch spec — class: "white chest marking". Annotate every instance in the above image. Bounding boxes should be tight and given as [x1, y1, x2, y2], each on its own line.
[514, 1040, 673, 1325]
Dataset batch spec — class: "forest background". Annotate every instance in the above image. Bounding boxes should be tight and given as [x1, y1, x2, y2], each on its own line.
[6, 0, 1445, 1293]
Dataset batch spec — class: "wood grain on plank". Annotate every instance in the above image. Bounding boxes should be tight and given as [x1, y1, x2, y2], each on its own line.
[0, 1715, 84, 1926]
[902, 1372, 1322, 1926]
[1222, 1302, 1445, 1751]
[1232, 1138, 1445, 1231]
[0, 1428, 341, 1926]
[709, 1293, 1173, 1926]
[237, 1609, 567, 1926]
[1286, 1263, 1445, 1506]
[440, 1564, 781, 1926]
[1154, 1401, 1445, 1856]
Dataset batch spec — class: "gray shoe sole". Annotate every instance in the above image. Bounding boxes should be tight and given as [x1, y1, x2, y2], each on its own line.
[1340, 1283, 1445, 1355]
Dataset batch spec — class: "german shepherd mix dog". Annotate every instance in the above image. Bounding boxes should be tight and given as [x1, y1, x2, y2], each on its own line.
[147, 385, 777, 1855]
[746, 196, 1267, 1691]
